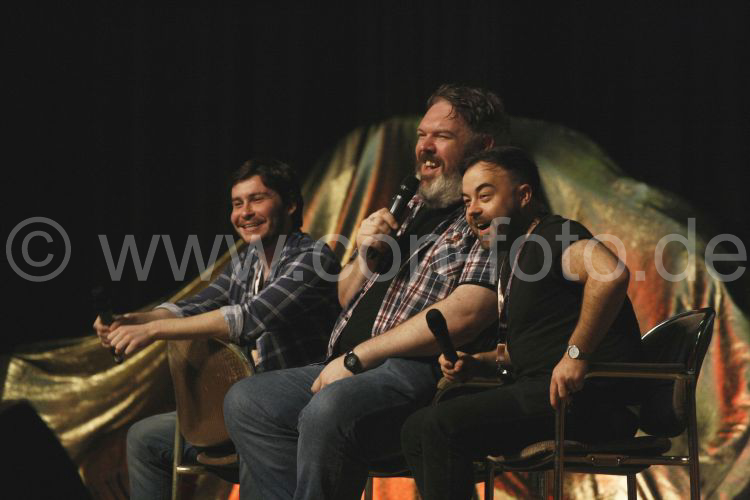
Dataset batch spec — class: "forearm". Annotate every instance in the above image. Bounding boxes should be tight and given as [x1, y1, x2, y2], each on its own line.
[338, 208, 402, 307]
[354, 284, 497, 369]
[150, 309, 230, 341]
[568, 270, 630, 352]
[337, 253, 375, 307]
[128, 308, 177, 323]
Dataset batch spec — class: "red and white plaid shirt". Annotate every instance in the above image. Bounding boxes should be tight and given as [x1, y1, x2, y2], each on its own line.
[327, 198, 496, 356]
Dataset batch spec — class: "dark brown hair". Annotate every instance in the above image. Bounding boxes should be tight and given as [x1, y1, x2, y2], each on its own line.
[230, 158, 304, 229]
[427, 84, 510, 150]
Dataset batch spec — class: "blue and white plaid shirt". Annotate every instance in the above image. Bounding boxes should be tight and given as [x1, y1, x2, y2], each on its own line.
[327, 198, 496, 356]
[158, 231, 341, 372]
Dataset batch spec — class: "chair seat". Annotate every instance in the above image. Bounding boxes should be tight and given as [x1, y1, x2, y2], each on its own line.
[189, 450, 240, 484]
[196, 451, 239, 467]
[579, 436, 673, 456]
[488, 440, 586, 470]
[489, 435, 673, 472]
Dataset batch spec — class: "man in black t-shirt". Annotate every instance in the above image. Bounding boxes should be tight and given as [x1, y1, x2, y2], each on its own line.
[401, 147, 643, 500]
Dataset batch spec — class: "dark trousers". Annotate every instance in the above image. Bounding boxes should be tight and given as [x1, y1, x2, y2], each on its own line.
[400, 376, 637, 500]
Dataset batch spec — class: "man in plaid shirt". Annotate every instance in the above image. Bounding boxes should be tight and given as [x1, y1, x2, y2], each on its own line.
[94, 159, 341, 500]
[225, 85, 509, 500]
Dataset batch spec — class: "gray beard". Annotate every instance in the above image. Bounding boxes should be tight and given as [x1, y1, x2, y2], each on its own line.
[418, 171, 463, 209]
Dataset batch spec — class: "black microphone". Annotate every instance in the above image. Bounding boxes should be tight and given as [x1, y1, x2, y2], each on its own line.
[425, 309, 458, 363]
[92, 286, 124, 364]
[365, 175, 420, 261]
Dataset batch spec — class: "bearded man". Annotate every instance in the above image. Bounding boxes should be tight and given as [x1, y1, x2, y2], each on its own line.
[224, 85, 508, 500]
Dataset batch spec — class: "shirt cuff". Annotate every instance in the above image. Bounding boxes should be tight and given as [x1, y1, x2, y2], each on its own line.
[221, 304, 244, 343]
[155, 302, 184, 317]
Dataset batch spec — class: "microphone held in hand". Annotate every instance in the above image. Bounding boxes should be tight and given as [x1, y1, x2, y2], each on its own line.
[365, 175, 420, 261]
[426, 309, 458, 364]
[92, 286, 124, 364]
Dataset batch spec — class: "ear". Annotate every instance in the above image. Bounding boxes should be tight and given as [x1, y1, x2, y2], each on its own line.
[482, 136, 495, 150]
[517, 183, 533, 208]
[286, 201, 297, 216]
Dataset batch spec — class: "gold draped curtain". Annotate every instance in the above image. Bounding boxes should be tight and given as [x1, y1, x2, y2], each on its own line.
[2, 116, 748, 499]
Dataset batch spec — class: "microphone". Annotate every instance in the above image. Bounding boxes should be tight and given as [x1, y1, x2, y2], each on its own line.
[365, 175, 420, 261]
[92, 286, 124, 364]
[425, 309, 458, 363]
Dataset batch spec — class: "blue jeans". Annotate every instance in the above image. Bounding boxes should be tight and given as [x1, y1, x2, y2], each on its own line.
[223, 358, 441, 500]
[126, 411, 199, 500]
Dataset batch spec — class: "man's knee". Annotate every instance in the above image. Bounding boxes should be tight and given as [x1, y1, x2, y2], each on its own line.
[223, 372, 290, 434]
[297, 386, 350, 440]
[126, 414, 175, 463]
[223, 376, 260, 432]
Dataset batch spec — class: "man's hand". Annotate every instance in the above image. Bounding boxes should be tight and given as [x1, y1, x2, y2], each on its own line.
[496, 343, 510, 365]
[93, 312, 143, 347]
[440, 351, 484, 382]
[356, 208, 399, 256]
[338, 208, 402, 306]
[311, 355, 354, 393]
[93, 315, 113, 347]
[549, 356, 588, 409]
[107, 321, 157, 357]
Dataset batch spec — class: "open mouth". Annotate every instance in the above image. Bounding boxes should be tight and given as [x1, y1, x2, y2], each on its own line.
[421, 158, 441, 173]
[475, 221, 491, 231]
[472, 220, 494, 240]
[239, 220, 264, 231]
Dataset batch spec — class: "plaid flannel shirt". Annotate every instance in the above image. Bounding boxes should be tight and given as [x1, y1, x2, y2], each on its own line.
[327, 198, 496, 356]
[158, 231, 341, 372]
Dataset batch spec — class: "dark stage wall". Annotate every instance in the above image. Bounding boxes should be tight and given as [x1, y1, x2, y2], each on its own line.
[2, 3, 748, 351]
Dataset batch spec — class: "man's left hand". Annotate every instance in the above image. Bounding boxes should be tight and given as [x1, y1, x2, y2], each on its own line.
[549, 356, 588, 409]
[311, 355, 354, 393]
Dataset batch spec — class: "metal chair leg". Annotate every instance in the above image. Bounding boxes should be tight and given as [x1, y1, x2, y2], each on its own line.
[627, 474, 637, 500]
[484, 460, 495, 500]
[364, 476, 373, 500]
[553, 400, 566, 500]
[687, 382, 701, 500]
[172, 421, 183, 500]
[542, 470, 553, 499]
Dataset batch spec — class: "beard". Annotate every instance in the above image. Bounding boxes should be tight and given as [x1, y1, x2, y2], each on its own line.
[418, 168, 463, 209]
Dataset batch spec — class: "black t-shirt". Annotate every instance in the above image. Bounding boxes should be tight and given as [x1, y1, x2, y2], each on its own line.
[333, 204, 459, 356]
[505, 215, 642, 379]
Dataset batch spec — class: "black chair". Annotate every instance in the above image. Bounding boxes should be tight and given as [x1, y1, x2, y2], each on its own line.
[485, 308, 715, 500]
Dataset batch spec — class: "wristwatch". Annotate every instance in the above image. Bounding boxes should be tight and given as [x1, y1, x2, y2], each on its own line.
[344, 350, 364, 374]
[566, 344, 589, 361]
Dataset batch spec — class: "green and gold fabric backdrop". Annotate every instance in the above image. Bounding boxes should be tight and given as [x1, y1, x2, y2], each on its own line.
[3, 116, 748, 499]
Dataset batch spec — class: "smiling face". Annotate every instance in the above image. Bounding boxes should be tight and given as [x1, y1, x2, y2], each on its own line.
[462, 161, 531, 249]
[415, 99, 474, 208]
[230, 175, 294, 246]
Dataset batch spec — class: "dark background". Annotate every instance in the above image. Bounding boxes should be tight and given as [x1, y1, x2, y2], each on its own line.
[2, 3, 748, 352]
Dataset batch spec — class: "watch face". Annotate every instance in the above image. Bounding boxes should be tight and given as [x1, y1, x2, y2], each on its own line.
[568, 345, 580, 359]
[345, 355, 355, 369]
[344, 352, 360, 372]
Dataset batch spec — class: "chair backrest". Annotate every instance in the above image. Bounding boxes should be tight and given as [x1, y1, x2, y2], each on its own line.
[167, 339, 254, 447]
[639, 308, 715, 437]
